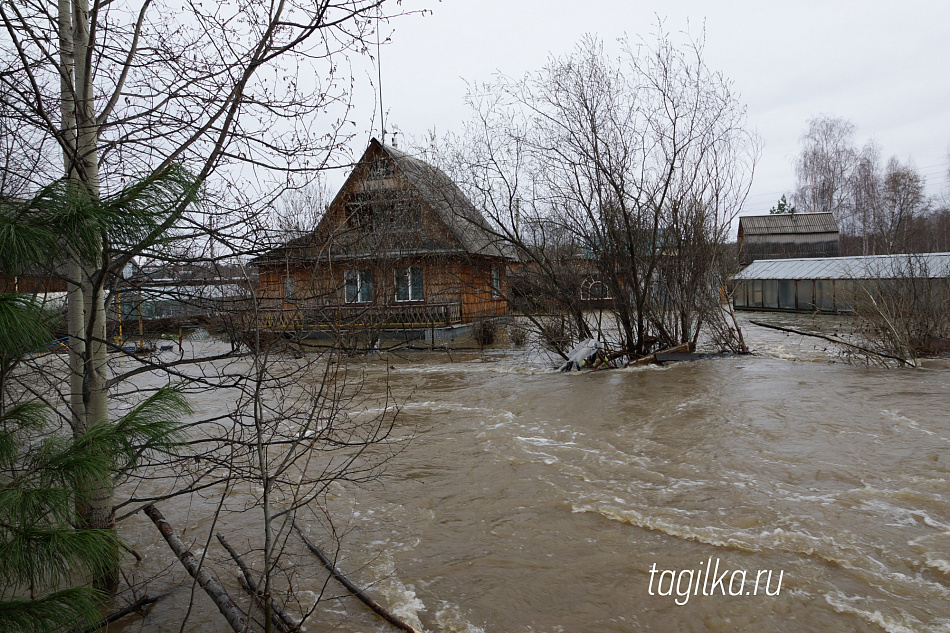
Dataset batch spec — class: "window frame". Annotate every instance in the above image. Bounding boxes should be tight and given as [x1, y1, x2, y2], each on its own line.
[344, 269, 373, 303]
[490, 266, 502, 298]
[394, 266, 424, 302]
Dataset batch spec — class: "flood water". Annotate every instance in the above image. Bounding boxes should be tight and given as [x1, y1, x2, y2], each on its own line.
[115, 315, 949, 633]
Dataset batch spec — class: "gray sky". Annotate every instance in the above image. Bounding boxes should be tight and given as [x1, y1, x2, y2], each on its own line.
[344, 0, 950, 216]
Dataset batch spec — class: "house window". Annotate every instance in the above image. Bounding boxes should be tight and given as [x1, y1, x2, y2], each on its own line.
[345, 269, 372, 303]
[283, 275, 295, 299]
[395, 266, 424, 301]
[368, 159, 393, 180]
[491, 267, 502, 297]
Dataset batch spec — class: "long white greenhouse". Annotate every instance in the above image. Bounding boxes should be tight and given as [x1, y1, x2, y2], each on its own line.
[732, 253, 950, 313]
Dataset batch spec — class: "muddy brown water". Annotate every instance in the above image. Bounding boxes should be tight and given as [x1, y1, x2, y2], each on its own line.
[113, 315, 949, 632]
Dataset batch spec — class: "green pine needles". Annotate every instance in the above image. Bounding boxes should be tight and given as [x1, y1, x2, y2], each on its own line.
[0, 168, 197, 632]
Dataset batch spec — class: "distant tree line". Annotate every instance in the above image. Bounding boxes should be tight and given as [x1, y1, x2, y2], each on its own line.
[790, 115, 950, 255]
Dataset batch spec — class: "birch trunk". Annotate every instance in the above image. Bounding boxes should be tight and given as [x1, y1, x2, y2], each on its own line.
[61, 0, 116, 591]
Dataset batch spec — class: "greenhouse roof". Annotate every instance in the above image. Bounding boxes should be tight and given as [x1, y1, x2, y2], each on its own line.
[734, 253, 950, 280]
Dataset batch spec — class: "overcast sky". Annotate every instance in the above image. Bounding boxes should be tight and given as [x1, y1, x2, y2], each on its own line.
[342, 0, 950, 217]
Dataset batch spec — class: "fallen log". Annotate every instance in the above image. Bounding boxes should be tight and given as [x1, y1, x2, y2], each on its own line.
[143, 505, 253, 633]
[73, 585, 181, 633]
[626, 342, 693, 367]
[749, 320, 910, 366]
[216, 532, 299, 633]
[291, 520, 423, 633]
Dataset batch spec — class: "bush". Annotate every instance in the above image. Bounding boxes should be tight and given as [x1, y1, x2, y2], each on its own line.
[473, 319, 497, 347]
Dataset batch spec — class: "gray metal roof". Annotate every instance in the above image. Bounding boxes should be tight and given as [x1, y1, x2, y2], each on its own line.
[739, 212, 838, 235]
[734, 253, 950, 280]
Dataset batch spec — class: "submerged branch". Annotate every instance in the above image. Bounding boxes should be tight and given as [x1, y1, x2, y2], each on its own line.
[291, 519, 423, 633]
[749, 320, 911, 366]
[73, 585, 182, 633]
[143, 504, 253, 633]
[216, 532, 299, 633]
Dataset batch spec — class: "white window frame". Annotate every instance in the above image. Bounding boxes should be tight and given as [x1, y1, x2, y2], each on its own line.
[580, 276, 612, 300]
[394, 266, 424, 302]
[344, 269, 373, 303]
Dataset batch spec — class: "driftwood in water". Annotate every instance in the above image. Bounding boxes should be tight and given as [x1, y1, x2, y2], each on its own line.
[291, 520, 423, 633]
[626, 342, 694, 367]
[749, 320, 910, 366]
[143, 505, 253, 633]
[73, 585, 181, 633]
[216, 532, 300, 633]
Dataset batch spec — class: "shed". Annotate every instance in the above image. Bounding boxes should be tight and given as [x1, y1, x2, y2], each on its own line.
[737, 213, 839, 265]
[733, 252, 950, 312]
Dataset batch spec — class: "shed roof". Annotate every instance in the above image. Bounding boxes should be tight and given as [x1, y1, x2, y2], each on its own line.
[739, 212, 838, 235]
[734, 253, 950, 280]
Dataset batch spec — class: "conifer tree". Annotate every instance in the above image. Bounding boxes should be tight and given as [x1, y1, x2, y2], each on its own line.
[0, 171, 193, 630]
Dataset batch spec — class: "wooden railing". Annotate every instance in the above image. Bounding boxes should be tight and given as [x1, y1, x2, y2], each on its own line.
[258, 301, 463, 331]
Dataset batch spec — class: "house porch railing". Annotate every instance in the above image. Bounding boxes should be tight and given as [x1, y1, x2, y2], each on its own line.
[258, 301, 464, 331]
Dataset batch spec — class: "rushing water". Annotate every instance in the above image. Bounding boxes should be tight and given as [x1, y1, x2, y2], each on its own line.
[115, 315, 949, 633]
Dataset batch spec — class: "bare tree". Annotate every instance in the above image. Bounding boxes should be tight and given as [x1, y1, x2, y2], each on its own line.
[794, 115, 857, 223]
[845, 255, 950, 366]
[434, 30, 757, 362]
[875, 157, 928, 254]
[0, 0, 417, 593]
[792, 117, 939, 256]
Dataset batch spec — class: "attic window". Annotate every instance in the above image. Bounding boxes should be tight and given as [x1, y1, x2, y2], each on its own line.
[367, 159, 393, 180]
[347, 191, 419, 231]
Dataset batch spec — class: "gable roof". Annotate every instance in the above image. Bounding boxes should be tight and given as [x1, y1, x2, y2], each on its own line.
[375, 140, 511, 258]
[739, 212, 839, 236]
[288, 138, 512, 262]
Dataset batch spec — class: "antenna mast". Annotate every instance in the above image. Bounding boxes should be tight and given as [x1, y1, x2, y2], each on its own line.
[376, 8, 385, 144]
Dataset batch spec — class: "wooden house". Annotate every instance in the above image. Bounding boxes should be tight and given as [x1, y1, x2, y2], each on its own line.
[256, 139, 513, 338]
[738, 213, 839, 266]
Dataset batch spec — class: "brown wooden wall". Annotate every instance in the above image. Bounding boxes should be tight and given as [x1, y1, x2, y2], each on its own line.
[0, 274, 68, 293]
[258, 255, 507, 321]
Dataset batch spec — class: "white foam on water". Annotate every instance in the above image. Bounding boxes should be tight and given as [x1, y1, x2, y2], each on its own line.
[434, 602, 486, 633]
[570, 502, 841, 561]
[881, 408, 946, 440]
[823, 592, 934, 633]
[363, 554, 428, 632]
[909, 533, 950, 576]
[923, 552, 950, 576]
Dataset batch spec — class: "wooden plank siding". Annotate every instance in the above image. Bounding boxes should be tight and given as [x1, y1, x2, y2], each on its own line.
[254, 138, 512, 333]
[257, 256, 506, 330]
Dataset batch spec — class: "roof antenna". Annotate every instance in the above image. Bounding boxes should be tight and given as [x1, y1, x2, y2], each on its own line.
[376, 7, 385, 145]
